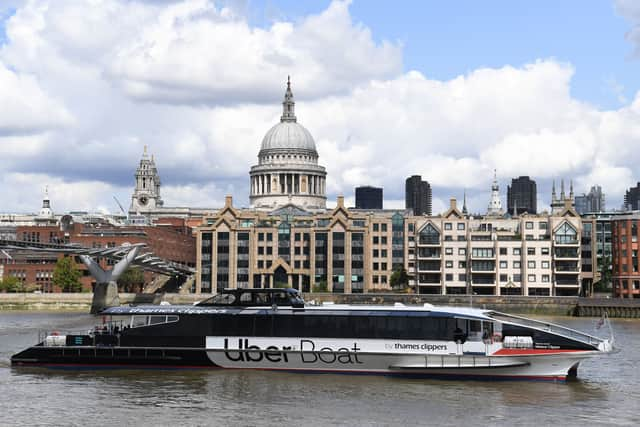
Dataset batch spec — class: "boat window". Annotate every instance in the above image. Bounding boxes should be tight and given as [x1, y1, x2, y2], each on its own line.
[254, 292, 272, 305]
[129, 315, 180, 328]
[149, 315, 166, 325]
[240, 292, 253, 305]
[273, 292, 290, 305]
[132, 316, 148, 328]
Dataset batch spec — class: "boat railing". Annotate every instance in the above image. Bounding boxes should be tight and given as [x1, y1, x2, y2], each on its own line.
[489, 312, 606, 347]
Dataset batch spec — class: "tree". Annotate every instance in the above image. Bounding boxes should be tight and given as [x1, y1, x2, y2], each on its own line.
[312, 280, 328, 293]
[0, 276, 24, 293]
[390, 267, 409, 290]
[117, 267, 145, 293]
[52, 256, 82, 292]
[594, 255, 612, 293]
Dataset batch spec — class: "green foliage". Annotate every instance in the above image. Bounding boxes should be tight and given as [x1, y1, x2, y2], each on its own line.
[594, 255, 612, 292]
[0, 276, 24, 292]
[117, 267, 145, 293]
[52, 256, 82, 293]
[312, 280, 328, 293]
[273, 281, 289, 289]
[390, 267, 409, 290]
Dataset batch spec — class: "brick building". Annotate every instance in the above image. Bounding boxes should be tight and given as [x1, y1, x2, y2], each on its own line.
[611, 213, 640, 298]
[1, 217, 196, 292]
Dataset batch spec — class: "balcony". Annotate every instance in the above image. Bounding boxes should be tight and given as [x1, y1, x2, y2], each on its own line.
[556, 278, 579, 286]
[418, 260, 441, 272]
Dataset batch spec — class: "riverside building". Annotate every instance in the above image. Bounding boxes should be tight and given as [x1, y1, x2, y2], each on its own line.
[194, 81, 585, 296]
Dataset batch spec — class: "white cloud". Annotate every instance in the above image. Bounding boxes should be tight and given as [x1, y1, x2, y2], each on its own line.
[616, 0, 640, 56]
[106, 0, 402, 104]
[0, 62, 73, 134]
[0, 0, 639, 216]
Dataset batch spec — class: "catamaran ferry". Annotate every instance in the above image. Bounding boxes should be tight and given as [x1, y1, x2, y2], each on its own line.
[11, 288, 613, 380]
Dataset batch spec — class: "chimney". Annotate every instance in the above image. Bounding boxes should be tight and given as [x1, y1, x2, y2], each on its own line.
[337, 195, 345, 208]
[450, 197, 457, 210]
[225, 195, 233, 207]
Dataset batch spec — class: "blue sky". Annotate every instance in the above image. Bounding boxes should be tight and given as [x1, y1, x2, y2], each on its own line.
[1, 0, 640, 214]
[243, 0, 639, 109]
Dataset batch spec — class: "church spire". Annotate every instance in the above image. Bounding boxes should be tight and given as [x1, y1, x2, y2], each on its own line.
[487, 169, 503, 215]
[281, 76, 296, 123]
[462, 189, 468, 215]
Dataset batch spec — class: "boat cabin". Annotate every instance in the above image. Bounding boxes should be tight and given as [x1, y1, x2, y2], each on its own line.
[196, 288, 305, 308]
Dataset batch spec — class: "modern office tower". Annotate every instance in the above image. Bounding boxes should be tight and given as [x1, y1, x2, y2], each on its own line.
[355, 186, 383, 209]
[624, 183, 640, 211]
[507, 176, 537, 215]
[575, 185, 605, 214]
[405, 175, 432, 216]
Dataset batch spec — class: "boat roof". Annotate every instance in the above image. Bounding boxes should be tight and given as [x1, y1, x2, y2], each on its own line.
[102, 302, 493, 320]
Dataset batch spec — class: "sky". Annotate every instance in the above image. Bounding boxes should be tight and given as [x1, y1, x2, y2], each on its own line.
[1, 0, 640, 215]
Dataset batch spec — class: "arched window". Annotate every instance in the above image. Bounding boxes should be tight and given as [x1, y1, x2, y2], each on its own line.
[419, 223, 440, 245]
[555, 222, 577, 244]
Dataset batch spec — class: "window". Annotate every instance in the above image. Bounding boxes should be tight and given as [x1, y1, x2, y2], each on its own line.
[373, 262, 379, 271]
[458, 248, 466, 255]
[445, 247, 453, 255]
[373, 249, 379, 257]
[527, 247, 535, 255]
[526, 222, 534, 229]
[513, 261, 521, 268]
[528, 274, 536, 282]
[513, 274, 521, 282]
[381, 263, 387, 270]
[542, 275, 550, 283]
[499, 248, 507, 255]
[381, 224, 387, 232]
[445, 273, 454, 281]
[500, 274, 508, 282]
[555, 222, 578, 244]
[459, 273, 466, 282]
[445, 261, 453, 268]
[373, 223, 379, 232]
[444, 223, 452, 230]
[419, 223, 440, 245]
[513, 248, 521, 255]
[539, 222, 548, 230]
[541, 247, 550, 255]
[457, 223, 465, 230]
[258, 233, 264, 241]
[528, 260, 536, 268]
[541, 261, 549, 268]
[381, 236, 387, 245]
[373, 236, 379, 244]
[381, 249, 388, 257]
[499, 261, 508, 268]
[471, 248, 494, 258]
[458, 261, 466, 268]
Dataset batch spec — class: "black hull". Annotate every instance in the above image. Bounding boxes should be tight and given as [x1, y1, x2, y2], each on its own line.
[11, 345, 215, 368]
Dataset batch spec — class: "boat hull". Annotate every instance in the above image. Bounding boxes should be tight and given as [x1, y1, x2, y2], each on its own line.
[11, 345, 597, 381]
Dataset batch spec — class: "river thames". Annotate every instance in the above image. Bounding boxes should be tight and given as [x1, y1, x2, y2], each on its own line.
[0, 312, 638, 426]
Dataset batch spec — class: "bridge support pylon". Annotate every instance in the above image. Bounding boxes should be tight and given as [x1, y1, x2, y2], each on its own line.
[80, 246, 140, 314]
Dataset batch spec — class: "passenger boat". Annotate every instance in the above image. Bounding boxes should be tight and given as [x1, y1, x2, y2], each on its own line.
[11, 288, 613, 381]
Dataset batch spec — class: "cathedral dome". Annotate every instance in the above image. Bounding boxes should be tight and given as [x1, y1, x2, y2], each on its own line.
[258, 76, 317, 157]
[260, 121, 317, 154]
[249, 77, 327, 211]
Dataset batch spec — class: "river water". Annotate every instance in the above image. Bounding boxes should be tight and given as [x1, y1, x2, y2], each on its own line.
[0, 312, 638, 426]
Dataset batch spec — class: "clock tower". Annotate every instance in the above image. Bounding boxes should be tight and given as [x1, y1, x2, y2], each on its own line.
[130, 146, 164, 215]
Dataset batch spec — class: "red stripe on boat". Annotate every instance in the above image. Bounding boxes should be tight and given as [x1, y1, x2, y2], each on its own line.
[492, 348, 584, 356]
